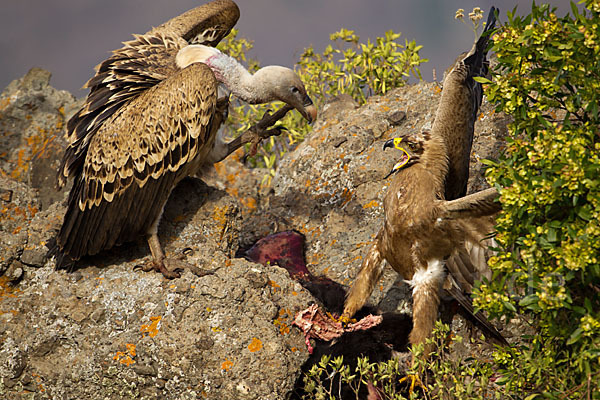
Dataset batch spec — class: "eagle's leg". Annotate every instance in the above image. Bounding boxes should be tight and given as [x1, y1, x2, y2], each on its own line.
[407, 259, 446, 356]
[342, 237, 385, 320]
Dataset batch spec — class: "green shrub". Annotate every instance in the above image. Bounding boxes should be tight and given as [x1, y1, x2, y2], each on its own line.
[300, 353, 405, 400]
[297, 29, 427, 104]
[217, 28, 427, 184]
[299, 322, 504, 400]
[474, 1, 600, 396]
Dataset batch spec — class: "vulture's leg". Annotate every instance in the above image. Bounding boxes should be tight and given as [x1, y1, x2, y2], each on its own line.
[224, 105, 293, 158]
[141, 234, 212, 279]
[342, 235, 385, 320]
[143, 233, 182, 279]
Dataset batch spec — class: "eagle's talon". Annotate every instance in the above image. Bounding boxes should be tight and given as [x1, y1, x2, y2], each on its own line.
[399, 373, 427, 395]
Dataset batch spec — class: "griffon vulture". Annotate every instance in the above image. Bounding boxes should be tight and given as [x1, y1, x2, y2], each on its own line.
[55, 0, 317, 278]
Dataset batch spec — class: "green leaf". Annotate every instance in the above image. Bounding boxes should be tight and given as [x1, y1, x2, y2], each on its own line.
[566, 328, 583, 345]
[473, 76, 493, 84]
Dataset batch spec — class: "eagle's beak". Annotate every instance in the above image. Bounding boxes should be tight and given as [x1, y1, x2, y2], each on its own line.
[300, 95, 317, 124]
[383, 138, 396, 150]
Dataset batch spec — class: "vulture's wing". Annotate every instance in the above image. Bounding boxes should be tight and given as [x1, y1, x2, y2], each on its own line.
[57, 63, 219, 262]
[150, 0, 240, 45]
[58, 0, 239, 188]
[440, 187, 500, 219]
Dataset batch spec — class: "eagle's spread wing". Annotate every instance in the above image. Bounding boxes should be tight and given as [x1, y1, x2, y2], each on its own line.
[438, 7, 497, 200]
[57, 64, 219, 261]
[439, 187, 501, 219]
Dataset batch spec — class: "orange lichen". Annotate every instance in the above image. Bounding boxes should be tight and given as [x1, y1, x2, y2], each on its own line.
[0, 276, 21, 299]
[273, 308, 292, 335]
[212, 205, 231, 241]
[125, 343, 136, 357]
[113, 343, 136, 366]
[362, 200, 379, 209]
[242, 197, 257, 211]
[340, 188, 354, 207]
[140, 316, 162, 338]
[0, 97, 10, 111]
[268, 280, 281, 292]
[221, 359, 234, 371]
[248, 337, 263, 352]
[344, 254, 363, 265]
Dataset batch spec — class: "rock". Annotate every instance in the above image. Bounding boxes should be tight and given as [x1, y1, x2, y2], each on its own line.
[0, 176, 39, 275]
[318, 93, 359, 121]
[0, 67, 80, 210]
[0, 70, 511, 399]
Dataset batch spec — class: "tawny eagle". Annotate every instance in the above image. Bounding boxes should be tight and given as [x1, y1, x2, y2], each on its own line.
[342, 7, 504, 351]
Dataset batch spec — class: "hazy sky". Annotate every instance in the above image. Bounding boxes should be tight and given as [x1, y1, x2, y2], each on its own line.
[1, 0, 573, 97]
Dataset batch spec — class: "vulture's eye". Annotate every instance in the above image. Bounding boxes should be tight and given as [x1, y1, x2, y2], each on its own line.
[291, 87, 300, 94]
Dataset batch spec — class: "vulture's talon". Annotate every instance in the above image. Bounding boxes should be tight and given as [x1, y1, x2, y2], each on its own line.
[133, 264, 145, 272]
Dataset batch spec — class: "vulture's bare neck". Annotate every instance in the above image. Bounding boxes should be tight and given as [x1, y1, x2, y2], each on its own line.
[176, 45, 271, 104]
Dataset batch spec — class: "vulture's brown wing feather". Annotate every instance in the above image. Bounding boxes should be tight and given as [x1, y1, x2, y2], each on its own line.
[440, 187, 500, 219]
[150, 0, 239, 45]
[59, 33, 185, 188]
[58, 1, 239, 188]
[57, 63, 218, 264]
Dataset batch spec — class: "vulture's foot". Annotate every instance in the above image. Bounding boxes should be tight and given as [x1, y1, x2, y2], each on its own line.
[137, 258, 212, 279]
[138, 258, 183, 279]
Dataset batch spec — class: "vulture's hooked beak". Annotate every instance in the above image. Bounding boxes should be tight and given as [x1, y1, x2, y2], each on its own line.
[383, 137, 411, 179]
[300, 96, 318, 124]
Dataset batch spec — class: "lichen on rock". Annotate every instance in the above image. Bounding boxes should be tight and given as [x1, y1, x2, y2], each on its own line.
[0, 69, 510, 399]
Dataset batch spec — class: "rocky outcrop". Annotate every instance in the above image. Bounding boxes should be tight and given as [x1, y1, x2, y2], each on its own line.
[0, 69, 510, 399]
